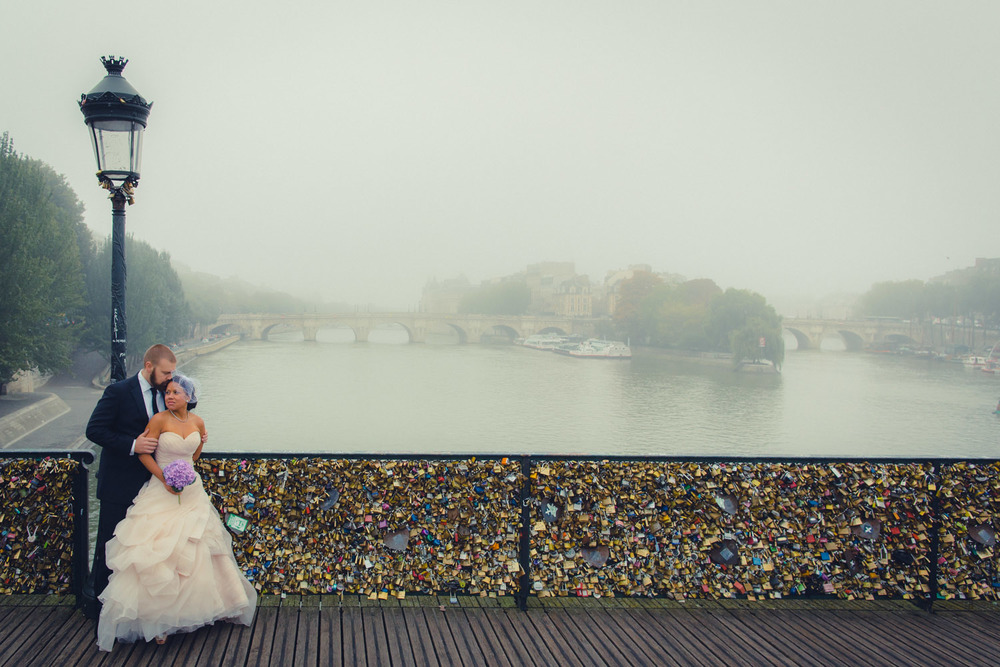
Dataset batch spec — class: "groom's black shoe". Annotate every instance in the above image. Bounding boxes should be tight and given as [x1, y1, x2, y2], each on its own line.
[80, 578, 100, 620]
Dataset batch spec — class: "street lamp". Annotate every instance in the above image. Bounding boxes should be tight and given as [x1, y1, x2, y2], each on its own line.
[79, 56, 152, 382]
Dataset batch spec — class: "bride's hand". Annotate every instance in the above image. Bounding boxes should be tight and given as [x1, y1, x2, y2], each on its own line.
[162, 481, 181, 495]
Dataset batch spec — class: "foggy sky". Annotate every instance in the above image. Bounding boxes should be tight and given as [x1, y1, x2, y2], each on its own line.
[3, 2, 999, 311]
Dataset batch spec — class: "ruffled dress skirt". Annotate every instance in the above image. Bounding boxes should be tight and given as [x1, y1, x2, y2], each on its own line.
[97, 471, 257, 651]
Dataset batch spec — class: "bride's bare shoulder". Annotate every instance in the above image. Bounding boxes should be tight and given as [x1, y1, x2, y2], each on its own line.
[149, 412, 169, 428]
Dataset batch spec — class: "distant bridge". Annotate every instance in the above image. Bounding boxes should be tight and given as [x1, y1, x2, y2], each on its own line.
[781, 318, 917, 351]
[210, 313, 598, 343]
[209, 314, 996, 351]
[782, 318, 999, 351]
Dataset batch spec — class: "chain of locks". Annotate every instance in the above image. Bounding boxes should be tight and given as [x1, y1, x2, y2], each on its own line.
[0, 457, 78, 595]
[0, 456, 995, 601]
[936, 462, 1000, 599]
[196, 457, 524, 600]
[530, 461, 941, 600]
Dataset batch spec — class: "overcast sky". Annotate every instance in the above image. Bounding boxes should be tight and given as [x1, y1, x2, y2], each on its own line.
[3, 2, 999, 311]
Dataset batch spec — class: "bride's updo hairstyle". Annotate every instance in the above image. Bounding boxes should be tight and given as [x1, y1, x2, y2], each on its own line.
[170, 374, 198, 410]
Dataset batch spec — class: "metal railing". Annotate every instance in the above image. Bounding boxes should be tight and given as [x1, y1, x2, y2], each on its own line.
[194, 453, 1000, 610]
[1, 450, 997, 612]
[0, 450, 94, 599]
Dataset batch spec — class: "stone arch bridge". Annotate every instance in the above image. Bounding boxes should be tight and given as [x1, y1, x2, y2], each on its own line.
[210, 313, 598, 344]
[782, 318, 920, 351]
[781, 318, 1000, 351]
[210, 314, 996, 351]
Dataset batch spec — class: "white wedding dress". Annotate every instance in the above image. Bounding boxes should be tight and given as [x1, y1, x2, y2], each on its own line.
[97, 431, 257, 651]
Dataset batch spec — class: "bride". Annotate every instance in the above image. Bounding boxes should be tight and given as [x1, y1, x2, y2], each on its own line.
[97, 374, 256, 651]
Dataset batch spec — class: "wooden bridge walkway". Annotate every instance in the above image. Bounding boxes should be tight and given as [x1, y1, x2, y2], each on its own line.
[1, 595, 998, 666]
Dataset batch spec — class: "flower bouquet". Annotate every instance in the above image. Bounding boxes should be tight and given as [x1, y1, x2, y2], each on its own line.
[162, 460, 197, 503]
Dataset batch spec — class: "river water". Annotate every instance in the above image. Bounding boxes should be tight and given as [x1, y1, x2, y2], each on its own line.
[179, 329, 999, 459]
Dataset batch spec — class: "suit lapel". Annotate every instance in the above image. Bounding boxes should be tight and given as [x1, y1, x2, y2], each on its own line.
[129, 376, 148, 419]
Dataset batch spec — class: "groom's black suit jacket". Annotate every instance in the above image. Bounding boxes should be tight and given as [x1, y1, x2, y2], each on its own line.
[86, 375, 154, 504]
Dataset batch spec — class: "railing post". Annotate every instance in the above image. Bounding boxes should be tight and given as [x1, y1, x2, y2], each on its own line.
[923, 461, 943, 612]
[518, 455, 531, 611]
[72, 456, 91, 604]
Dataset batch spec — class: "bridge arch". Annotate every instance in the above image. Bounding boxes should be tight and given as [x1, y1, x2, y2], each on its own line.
[211, 313, 597, 344]
[480, 324, 519, 343]
[368, 322, 414, 344]
[210, 322, 246, 338]
[784, 327, 814, 351]
[313, 324, 358, 343]
[836, 330, 866, 352]
[261, 321, 303, 341]
[434, 323, 469, 344]
[452, 325, 469, 344]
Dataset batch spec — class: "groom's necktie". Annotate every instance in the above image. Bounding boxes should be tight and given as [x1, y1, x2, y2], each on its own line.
[151, 389, 160, 416]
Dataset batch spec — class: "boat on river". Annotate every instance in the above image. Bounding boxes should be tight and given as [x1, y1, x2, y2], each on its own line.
[559, 338, 632, 359]
[521, 334, 577, 350]
[980, 343, 1000, 375]
[520, 335, 631, 358]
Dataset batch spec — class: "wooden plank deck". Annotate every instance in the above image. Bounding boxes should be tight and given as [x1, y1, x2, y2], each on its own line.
[1, 595, 997, 666]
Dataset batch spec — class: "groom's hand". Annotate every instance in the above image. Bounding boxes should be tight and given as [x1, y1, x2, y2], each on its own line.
[135, 429, 158, 455]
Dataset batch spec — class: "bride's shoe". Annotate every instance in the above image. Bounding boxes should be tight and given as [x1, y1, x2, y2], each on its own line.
[155, 635, 167, 645]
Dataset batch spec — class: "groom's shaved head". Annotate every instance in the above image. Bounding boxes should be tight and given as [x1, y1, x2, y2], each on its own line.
[143, 344, 177, 390]
[143, 344, 176, 366]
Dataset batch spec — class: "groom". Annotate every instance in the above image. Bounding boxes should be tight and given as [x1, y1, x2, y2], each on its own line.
[83, 343, 177, 618]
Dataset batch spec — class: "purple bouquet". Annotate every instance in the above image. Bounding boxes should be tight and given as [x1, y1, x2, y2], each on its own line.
[162, 460, 197, 503]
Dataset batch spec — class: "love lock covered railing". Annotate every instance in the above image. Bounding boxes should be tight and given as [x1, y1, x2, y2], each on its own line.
[193, 454, 1000, 610]
[0, 450, 94, 598]
[0, 451, 996, 612]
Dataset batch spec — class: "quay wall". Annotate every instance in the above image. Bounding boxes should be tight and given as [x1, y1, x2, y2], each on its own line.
[92, 335, 241, 387]
[3, 370, 49, 394]
[174, 335, 240, 367]
[0, 396, 69, 448]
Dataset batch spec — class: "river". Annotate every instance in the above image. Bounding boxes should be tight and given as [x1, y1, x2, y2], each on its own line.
[179, 329, 999, 458]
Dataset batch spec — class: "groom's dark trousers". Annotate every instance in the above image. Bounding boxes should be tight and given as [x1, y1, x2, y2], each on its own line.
[85, 375, 155, 609]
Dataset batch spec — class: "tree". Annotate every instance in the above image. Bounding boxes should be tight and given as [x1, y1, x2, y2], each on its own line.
[643, 279, 722, 349]
[458, 282, 531, 315]
[923, 282, 958, 321]
[83, 236, 190, 371]
[958, 273, 1000, 329]
[730, 318, 786, 369]
[858, 280, 926, 319]
[176, 266, 325, 330]
[613, 271, 664, 343]
[707, 288, 784, 368]
[178, 271, 225, 333]
[0, 133, 86, 388]
[675, 278, 724, 307]
[857, 276, 1000, 329]
[29, 157, 95, 271]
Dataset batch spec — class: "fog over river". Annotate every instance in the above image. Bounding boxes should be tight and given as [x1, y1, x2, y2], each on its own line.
[180, 330, 999, 459]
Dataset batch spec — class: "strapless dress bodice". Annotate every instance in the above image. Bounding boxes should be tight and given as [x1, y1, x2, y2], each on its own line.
[154, 431, 200, 469]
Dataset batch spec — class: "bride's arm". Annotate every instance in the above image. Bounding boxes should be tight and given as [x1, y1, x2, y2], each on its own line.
[191, 416, 206, 462]
[138, 415, 179, 494]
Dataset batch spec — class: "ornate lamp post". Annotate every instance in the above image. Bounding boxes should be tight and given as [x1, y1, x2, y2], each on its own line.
[79, 56, 152, 382]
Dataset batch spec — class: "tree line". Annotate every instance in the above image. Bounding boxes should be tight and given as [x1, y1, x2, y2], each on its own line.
[454, 269, 785, 368]
[0, 133, 327, 389]
[612, 271, 785, 368]
[857, 276, 1000, 328]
